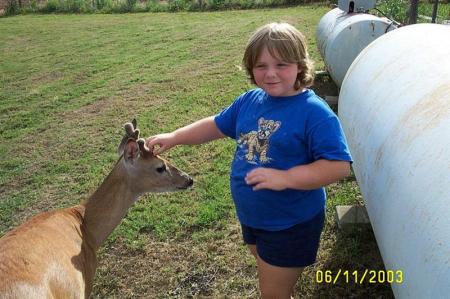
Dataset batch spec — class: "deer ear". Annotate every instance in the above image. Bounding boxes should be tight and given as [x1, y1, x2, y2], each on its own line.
[117, 135, 128, 156]
[124, 139, 139, 163]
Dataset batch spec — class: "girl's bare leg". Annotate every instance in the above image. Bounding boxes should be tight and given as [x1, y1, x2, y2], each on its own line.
[248, 245, 303, 299]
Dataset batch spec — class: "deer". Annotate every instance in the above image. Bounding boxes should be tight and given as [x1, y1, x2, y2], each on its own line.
[0, 119, 193, 299]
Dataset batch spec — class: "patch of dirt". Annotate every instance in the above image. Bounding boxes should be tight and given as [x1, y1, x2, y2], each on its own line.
[312, 72, 339, 99]
[93, 222, 259, 298]
[92, 217, 393, 298]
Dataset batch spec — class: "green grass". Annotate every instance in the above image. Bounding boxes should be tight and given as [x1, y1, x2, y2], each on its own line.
[0, 6, 392, 298]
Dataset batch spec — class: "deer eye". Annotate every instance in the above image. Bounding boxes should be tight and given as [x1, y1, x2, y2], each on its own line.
[156, 165, 166, 173]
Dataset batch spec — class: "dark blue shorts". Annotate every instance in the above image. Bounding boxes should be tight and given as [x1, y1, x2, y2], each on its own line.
[241, 209, 325, 268]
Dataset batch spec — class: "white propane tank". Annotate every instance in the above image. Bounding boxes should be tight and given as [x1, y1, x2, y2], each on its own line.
[338, 24, 450, 298]
[316, 8, 396, 87]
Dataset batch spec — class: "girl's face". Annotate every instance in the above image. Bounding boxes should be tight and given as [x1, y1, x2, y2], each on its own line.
[252, 47, 301, 97]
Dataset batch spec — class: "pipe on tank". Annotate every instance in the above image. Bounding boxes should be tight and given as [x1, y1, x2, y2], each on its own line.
[316, 8, 395, 87]
[338, 24, 450, 298]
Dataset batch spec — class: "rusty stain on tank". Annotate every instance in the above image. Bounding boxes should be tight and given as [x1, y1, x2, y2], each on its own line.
[373, 83, 449, 169]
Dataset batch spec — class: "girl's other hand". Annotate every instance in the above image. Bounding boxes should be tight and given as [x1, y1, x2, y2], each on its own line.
[145, 132, 177, 155]
[245, 168, 288, 191]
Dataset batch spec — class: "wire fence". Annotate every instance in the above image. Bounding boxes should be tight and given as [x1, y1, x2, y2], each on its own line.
[374, 0, 449, 25]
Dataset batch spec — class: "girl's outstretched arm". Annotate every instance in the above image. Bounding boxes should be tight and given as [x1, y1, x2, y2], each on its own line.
[146, 116, 225, 155]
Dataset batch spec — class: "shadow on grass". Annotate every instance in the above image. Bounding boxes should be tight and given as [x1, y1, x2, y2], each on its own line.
[312, 72, 339, 101]
[317, 226, 394, 298]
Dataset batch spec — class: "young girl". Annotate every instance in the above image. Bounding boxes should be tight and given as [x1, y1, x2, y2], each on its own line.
[146, 22, 352, 298]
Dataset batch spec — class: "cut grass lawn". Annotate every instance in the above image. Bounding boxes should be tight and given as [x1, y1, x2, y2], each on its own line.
[0, 6, 394, 298]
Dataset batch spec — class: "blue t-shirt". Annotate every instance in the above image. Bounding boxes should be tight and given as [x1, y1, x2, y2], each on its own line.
[214, 88, 352, 231]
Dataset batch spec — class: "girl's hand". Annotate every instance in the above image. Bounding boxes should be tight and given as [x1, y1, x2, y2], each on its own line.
[145, 133, 177, 155]
[245, 168, 288, 191]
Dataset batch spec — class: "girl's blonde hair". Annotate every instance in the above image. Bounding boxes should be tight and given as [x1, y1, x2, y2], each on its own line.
[243, 22, 315, 89]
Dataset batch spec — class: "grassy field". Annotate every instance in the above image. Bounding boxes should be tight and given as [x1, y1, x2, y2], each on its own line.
[0, 6, 394, 298]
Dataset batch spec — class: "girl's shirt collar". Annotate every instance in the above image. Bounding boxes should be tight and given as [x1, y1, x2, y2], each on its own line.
[264, 88, 310, 102]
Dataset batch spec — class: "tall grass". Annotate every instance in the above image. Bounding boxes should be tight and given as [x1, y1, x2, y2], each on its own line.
[375, 0, 450, 24]
[3, 0, 449, 23]
[2, 0, 325, 15]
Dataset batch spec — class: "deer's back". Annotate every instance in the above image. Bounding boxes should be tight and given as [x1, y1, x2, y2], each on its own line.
[0, 206, 96, 299]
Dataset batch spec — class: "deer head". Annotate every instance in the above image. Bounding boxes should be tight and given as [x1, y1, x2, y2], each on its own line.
[117, 119, 193, 194]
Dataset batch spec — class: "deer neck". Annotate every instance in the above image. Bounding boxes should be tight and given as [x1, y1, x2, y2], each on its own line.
[81, 158, 137, 250]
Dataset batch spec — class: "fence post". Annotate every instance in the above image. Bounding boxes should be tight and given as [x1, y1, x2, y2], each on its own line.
[431, 0, 439, 23]
[408, 0, 418, 24]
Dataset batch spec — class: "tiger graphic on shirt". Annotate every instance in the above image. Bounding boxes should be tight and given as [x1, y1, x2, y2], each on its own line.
[237, 117, 281, 163]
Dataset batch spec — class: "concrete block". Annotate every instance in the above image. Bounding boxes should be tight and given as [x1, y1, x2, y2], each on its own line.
[335, 205, 371, 230]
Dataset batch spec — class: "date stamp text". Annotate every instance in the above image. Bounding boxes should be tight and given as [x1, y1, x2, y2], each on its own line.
[315, 269, 403, 284]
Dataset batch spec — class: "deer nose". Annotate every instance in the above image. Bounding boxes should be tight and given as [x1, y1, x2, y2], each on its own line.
[186, 177, 194, 188]
[177, 175, 193, 190]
